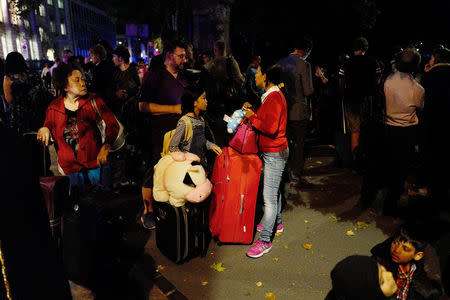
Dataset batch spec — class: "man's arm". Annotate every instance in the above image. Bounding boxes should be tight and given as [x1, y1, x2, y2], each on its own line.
[231, 58, 244, 85]
[299, 61, 314, 96]
[138, 102, 181, 115]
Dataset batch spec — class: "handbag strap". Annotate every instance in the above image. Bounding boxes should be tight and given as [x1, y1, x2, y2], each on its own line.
[90, 98, 102, 121]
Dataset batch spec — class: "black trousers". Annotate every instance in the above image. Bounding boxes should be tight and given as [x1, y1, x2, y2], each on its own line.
[287, 120, 308, 178]
[382, 125, 418, 215]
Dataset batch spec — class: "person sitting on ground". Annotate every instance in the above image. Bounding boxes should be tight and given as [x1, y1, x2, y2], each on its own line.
[37, 63, 120, 192]
[326, 255, 398, 300]
[242, 65, 289, 259]
[371, 224, 442, 300]
[169, 88, 222, 167]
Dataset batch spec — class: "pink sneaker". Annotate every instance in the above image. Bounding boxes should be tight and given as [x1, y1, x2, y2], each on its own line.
[256, 223, 284, 233]
[246, 240, 272, 258]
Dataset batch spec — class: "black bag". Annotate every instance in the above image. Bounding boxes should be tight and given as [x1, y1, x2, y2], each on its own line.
[62, 183, 128, 287]
[154, 201, 210, 264]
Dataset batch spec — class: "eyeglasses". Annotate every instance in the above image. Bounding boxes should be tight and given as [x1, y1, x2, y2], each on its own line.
[173, 53, 186, 59]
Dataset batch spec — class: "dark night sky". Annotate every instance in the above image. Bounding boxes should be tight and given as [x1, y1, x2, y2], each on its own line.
[105, 0, 449, 67]
[229, 0, 450, 67]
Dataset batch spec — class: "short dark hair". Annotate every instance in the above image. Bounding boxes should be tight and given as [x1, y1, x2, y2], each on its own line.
[353, 37, 369, 52]
[432, 47, 450, 64]
[5, 52, 28, 75]
[181, 86, 205, 114]
[112, 45, 130, 62]
[214, 40, 226, 52]
[90, 44, 107, 61]
[262, 65, 283, 86]
[52, 63, 83, 97]
[393, 223, 428, 252]
[397, 48, 421, 73]
[294, 37, 313, 51]
[164, 39, 187, 55]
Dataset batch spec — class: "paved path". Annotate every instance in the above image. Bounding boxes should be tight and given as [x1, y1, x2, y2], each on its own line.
[139, 146, 434, 300]
[57, 144, 447, 300]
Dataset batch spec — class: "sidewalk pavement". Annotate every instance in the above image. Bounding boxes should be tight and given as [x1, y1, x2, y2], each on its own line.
[55, 144, 447, 300]
[133, 145, 446, 300]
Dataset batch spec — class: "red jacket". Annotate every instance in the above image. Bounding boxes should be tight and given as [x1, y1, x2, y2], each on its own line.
[43, 94, 119, 175]
[248, 89, 288, 153]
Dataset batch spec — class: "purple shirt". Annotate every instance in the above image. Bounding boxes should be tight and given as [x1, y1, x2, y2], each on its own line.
[140, 68, 189, 106]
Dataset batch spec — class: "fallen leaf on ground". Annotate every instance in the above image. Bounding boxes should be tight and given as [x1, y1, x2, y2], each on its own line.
[345, 230, 355, 236]
[302, 242, 313, 250]
[275, 232, 282, 237]
[256, 281, 263, 287]
[201, 281, 208, 286]
[273, 257, 279, 262]
[331, 216, 342, 221]
[156, 265, 165, 271]
[265, 292, 276, 299]
[284, 245, 289, 249]
[210, 262, 226, 272]
[316, 161, 323, 164]
[304, 220, 309, 223]
[356, 222, 370, 229]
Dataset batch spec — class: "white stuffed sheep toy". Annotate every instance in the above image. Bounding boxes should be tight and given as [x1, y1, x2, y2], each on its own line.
[153, 152, 213, 207]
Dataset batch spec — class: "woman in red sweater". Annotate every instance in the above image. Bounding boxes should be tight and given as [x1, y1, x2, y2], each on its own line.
[37, 63, 119, 191]
[243, 65, 289, 258]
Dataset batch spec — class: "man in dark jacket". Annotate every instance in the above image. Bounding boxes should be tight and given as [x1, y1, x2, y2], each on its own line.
[89, 44, 115, 109]
[421, 47, 450, 215]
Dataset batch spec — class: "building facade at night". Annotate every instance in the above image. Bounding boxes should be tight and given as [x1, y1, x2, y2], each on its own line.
[69, 0, 115, 58]
[0, 0, 73, 61]
[0, 0, 115, 62]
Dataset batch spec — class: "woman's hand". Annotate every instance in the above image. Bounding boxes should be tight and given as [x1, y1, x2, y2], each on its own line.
[97, 144, 111, 166]
[37, 127, 53, 146]
[242, 102, 255, 118]
[242, 102, 252, 111]
[212, 145, 222, 156]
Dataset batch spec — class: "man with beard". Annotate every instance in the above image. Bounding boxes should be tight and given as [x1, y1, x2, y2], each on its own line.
[138, 40, 189, 229]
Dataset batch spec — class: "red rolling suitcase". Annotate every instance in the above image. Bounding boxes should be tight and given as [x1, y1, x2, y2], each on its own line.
[209, 147, 262, 244]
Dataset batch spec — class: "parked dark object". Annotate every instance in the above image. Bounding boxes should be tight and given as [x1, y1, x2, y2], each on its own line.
[154, 201, 210, 264]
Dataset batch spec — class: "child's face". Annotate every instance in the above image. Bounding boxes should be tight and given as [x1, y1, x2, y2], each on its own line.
[390, 238, 423, 264]
[194, 92, 207, 112]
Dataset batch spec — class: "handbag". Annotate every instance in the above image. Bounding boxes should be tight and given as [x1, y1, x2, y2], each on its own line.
[228, 118, 258, 154]
[90, 98, 125, 152]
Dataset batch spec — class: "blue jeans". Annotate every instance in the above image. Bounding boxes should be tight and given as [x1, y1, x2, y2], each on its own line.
[259, 147, 289, 242]
[66, 165, 111, 194]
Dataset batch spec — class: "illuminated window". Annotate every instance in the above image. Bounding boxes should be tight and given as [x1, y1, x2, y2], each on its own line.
[1, 34, 8, 56]
[47, 0, 53, 5]
[23, 19, 30, 29]
[58, 0, 63, 9]
[50, 21, 55, 32]
[16, 36, 21, 53]
[60, 23, 66, 35]
[39, 27, 45, 40]
[39, 4, 45, 16]
[0, 5, 3, 23]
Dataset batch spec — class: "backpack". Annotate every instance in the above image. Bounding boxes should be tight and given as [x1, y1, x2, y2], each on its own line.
[161, 115, 193, 157]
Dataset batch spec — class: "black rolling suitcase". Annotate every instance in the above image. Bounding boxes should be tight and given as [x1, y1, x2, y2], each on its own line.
[154, 201, 210, 264]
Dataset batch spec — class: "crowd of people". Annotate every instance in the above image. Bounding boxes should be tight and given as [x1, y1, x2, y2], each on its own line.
[0, 35, 449, 299]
